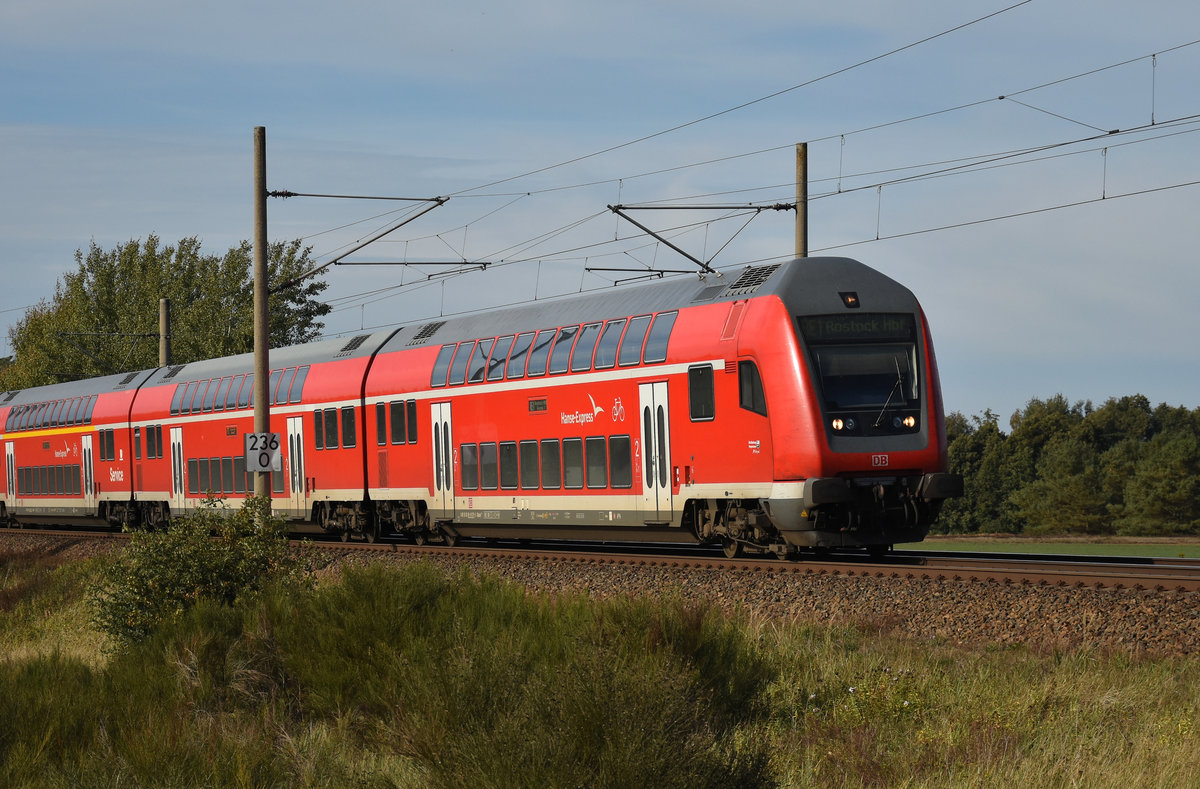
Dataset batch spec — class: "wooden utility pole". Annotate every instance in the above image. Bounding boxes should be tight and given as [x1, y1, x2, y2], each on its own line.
[158, 298, 171, 366]
[795, 142, 808, 258]
[253, 127, 271, 499]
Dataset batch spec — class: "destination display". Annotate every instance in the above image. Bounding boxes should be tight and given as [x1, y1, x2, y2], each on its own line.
[798, 313, 915, 343]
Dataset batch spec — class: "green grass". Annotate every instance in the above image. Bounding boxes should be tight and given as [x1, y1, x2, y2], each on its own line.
[902, 535, 1200, 558]
[2, 549, 1199, 787]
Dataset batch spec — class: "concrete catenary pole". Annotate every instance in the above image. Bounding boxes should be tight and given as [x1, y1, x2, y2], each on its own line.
[795, 142, 808, 258]
[253, 127, 271, 500]
[158, 298, 171, 366]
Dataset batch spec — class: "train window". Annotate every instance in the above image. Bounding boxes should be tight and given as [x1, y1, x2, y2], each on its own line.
[585, 436, 607, 489]
[214, 377, 232, 412]
[67, 398, 82, 426]
[461, 443, 479, 490]
[341, 406, 357, 449]
[688, 365, 715, 421]
[738, 361, 767, 416]
[376, 403, 387, 446]
[540, 439, 561, 489]
[83, 396, 96, 425]
[146, 425, 157, 459]
[134, 427, 142, 460]
[238, 374, 255, 409]
[571, 323, 602, 373]
[50, 401, 65, 427]
[222, 457, 235, 494]
[467, 339, 494, 383]
[431, 344, 456, 387]
[170, 384, 186, 416]
[289, 366, 309, 404]
[549, 326, 579, 375]
[386, 401, 403, 444]
[479, 442, 498, 490]
[563, 438, 584, 489]
[234, 456, 246, 494]
[226, 375, 244, 410]
[35, 402, 48, 429]
[643, 311, 677, 364]
[525, 329, 556, 377]
[206, 458, 221, 495]
[519, 440, 540, 489]
[54, 465, 64, 494]
[274, 368, 294, 405]
[488, 335, 514, 381]
[619, 315, 652, 366]
[609, 435, 633, 488]
[187, 381, 205, 413]
[69, 465, 80, 495]
[197, 457, 210, 494]
[499, 442, 518, 490]
[3, 410, 12, 432]
[505, 332, 535, 379]
[323, 407, 339, 450]
[448, 341, 475, 386]
[33, 466, 41, 495]
[269, 369, 286, 405]
[273, 465, 284, 494]
[313, 409, 324, 450]
[406, 400, 417, 444]
[593, 319, 626, 370]
[204, 379, 222, 412]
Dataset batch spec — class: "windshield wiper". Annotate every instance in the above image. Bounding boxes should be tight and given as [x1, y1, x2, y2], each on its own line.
[872, 357, 905, 429]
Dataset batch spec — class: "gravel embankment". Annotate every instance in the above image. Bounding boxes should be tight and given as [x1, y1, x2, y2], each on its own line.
[5, 531, 1198, 656]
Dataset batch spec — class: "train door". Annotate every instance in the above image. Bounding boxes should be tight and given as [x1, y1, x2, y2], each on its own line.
[638, 381, 672, 522]
[430, 402, 454, 519]
[81, 434, 96, 513]
[286, 416, 307, 516]
[5, 441, 14, 509]
[169, 427, 185, 511]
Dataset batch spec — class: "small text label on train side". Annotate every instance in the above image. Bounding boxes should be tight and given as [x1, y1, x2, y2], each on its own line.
[872, 454, 889, 467]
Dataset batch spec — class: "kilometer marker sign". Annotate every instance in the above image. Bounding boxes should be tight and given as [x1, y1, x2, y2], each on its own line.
[245, 432, 282, 472]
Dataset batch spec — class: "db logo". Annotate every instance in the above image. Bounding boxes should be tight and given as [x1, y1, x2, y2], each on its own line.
[871, 454, 889, 467]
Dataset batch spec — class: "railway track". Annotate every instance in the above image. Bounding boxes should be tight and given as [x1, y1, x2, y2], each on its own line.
[5, 526, 1200, 593]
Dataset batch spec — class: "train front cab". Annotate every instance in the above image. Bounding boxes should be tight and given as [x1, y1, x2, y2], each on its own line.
[757, 262, 963, 550]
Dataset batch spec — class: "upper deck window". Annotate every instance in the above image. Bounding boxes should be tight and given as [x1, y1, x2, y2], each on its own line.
[431, 344, 456, 387]
[467, 339, 494, 383]
[488, 336, 514, 382]
[642, 311, 677, 364]
[570, 323, 602, 372]
[525, 329, 556, 377]
[448, 341, 475, 385]
[619, 315, 651, 366]
[548, 326, 579, 375]
[593, 319, 625, 370]
[505, 332, 535, 379]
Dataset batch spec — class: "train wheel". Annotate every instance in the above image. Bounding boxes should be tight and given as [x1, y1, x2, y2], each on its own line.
[413, 532, 427, 546]
[365, 523, 378, 544]
[722, 538, 742, 559]
[442, 531, 458, 547]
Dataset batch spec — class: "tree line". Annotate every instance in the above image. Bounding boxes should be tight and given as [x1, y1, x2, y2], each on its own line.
[939, 394, 1200, 536]
[0, 235, 330, 390]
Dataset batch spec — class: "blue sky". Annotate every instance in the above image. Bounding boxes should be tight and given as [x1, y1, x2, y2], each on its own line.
[2, 0, 1198, 424]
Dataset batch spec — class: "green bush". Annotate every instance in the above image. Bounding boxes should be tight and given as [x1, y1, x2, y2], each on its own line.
[89, 495, 312, 648]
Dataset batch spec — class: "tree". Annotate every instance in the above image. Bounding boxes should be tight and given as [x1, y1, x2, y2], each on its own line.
[0, 235, 331, 389]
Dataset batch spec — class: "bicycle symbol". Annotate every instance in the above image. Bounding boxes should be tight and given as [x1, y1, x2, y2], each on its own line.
[611, 397, 626, 422]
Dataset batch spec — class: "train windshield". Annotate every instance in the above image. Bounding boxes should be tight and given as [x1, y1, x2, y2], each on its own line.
[798, 314, 919, 410]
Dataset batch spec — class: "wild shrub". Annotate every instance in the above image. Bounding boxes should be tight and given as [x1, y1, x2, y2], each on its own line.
[90, 495, 312, 648]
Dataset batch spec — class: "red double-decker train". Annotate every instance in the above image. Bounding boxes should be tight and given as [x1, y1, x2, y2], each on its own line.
[0, 256, 961, 556]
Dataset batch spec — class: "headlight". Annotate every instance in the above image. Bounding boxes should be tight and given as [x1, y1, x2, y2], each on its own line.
[892, 415, 917, 429]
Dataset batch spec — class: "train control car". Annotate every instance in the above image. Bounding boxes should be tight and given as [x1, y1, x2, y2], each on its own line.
[357, 256, 962, 555]
[0, 256, 962, 556]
